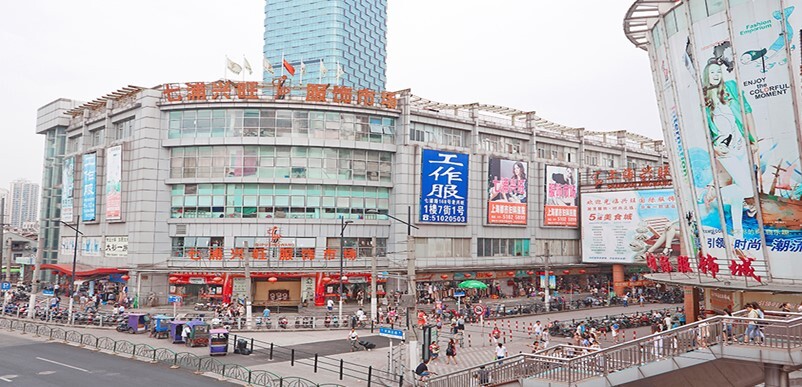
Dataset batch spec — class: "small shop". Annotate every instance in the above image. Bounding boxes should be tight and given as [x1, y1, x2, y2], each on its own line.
[169, 272, 228, 305]
[318, 273, 386, 306]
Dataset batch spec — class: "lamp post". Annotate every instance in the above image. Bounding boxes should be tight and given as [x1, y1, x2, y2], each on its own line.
[338, 218, 353, 325]
[60, 216, 82, 322]
[382, 206, 419, 330]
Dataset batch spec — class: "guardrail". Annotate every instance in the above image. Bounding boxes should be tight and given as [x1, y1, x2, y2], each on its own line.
[428, 310, 802, 386]
[0, 316, 344, 387]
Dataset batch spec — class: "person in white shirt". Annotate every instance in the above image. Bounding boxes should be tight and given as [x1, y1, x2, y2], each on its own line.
[495, 343, 507, 363]
[664, 315, 673, 331]
[533, 320, 543, 341]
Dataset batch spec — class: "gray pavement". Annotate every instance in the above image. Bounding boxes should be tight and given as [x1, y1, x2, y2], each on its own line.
[0, 330, 235, 386]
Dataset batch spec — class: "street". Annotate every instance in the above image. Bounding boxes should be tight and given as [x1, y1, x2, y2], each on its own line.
[0, 330, 235, 386]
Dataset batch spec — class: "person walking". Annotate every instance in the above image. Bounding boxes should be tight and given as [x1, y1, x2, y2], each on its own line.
[611, 322, 620, 344]
[348, 328, 359, 352]
[745, 303, 759, 343]
[445, 338, 458, 365]
[429, 340, 440, 363]
[495, 342, 507, 363]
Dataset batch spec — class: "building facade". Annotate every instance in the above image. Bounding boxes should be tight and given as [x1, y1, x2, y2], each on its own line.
[35, 80, 664, 306]
[263, 0, 387, 90]
[625, 0, 802, 311]
[8, 179, 39, 229]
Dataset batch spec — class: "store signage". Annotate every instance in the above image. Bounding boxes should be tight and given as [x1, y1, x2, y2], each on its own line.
[544, 165, 578, 227]
[161, 81, 398, 109]
[419, 149, 469, 224]
[105, 236, 128, 258]
[189, 277, 206, 285]
[589, 166, 671, 190]
[487, 157, 528, 225]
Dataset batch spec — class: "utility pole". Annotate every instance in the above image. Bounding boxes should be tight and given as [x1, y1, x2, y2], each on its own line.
[370, 237, 378, 323]
[1, 197, 6, 282]
[543, 242, 551, 312]
[338, 218, 353, 325]
[60, 216, 81, 323]
[244, 240, 252, 329]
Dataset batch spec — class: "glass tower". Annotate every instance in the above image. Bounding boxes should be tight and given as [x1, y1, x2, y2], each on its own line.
[263, 0, 387, 90]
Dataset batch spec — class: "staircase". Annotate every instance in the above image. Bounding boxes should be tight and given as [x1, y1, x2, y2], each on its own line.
[427, 310, 802, 386]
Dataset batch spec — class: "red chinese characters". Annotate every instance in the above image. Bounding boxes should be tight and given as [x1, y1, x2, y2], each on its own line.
[646, 252, 658, 272]
[698, 253, 719, 279]
[676, 255, 693, 274]
[729, 253, 762, 283]
[658, 254, 673, 273]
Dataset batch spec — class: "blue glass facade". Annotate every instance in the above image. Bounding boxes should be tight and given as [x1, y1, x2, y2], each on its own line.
[263, 0, 386, 90]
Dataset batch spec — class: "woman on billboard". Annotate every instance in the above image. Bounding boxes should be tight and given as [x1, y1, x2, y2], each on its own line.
[489, 160, 527, 203]
[701, 56, 758, 240]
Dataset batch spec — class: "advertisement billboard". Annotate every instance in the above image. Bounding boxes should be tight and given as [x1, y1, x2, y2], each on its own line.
[581, 189, 680, 264]
[105, 145, 122, 220]
[544, 165, 578, 227]
[61, 156, 74, 222]
[419, 149, 469, 223]
[81, 236, 103, 257]
[487, 158, 527, 225]
[104, 236, 128, 258]
[81, 153, 97, 221]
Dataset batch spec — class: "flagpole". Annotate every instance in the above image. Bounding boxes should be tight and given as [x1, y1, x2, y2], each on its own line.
[281, 51, 285, 77]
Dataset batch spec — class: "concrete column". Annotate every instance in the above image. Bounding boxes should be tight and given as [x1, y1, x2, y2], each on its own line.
[763, 363, 790, 387]
[612, 264, 626, 296]
[683, 286, 700, 323]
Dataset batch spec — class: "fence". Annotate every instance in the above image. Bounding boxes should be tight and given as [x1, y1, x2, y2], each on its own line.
[0, 316, 344, 387]
[428, 310, 802, 386]
[231, 333, 405, 387]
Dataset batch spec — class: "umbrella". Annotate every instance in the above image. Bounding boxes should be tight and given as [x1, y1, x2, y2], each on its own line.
[458, 280, 488, 289]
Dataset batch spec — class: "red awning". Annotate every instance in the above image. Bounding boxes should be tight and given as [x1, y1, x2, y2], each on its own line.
[41, 263, 127, 278]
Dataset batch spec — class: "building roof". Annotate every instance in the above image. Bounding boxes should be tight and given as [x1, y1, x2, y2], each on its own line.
[623, 0, 678, 50]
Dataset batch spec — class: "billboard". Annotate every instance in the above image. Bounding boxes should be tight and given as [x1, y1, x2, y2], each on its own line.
[81, 236, 103, 257]
[581, 189, 680, 264]
[419, 149, 469, 223]
[544, 165, 578, 226]
[487, 158, 527, 225]
[61, 156, 74, 222]
[81, 153, 97, 221]
[104, 236, 128, 258]
[105, 145, 122, 220]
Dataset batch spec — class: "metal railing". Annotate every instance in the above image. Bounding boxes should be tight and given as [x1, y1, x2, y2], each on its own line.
[0, 316, 344, 387]
[428, 310, 802, 386]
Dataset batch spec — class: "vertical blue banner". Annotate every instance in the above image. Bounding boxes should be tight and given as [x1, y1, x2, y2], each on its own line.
[420, 149, 469, 223]
[82, 153, 97, 221]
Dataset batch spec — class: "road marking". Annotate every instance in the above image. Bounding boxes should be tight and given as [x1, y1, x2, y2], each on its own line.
[0, 375, 16, 382]
[35, 357, 89, 373]
[37, 371, 56, 375]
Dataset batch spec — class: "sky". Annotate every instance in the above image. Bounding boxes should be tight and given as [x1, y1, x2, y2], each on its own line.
[0, 0, 660, 190]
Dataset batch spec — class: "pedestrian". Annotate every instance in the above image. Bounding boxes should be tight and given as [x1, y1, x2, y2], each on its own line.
[533, 320, 543, 342]
[414, 359, 435, 383]
[664, 314, 673, 332]
[348, 328, 359, 352]
[697, 317, 709, 348]
[745, 303, 759, 343]
[495, 342, 507, 363]
[622, 292, 629, 307]
[722, 307, 733, 344]
[327, 298, 334, 313]
[530, 338, 540, 353]
[474, 365, 490, 386]
[445, 338, 458, 365]
[491, 326, 501, 343]
[754, 302, 766, 344]
[639, 294, 645, 307]
[429, 340, 440, 363]
[540, 328, 551, 349]
[611, 322, 620, 344]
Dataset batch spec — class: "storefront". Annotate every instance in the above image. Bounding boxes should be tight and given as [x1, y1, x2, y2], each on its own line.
[319, 273, 386, 306]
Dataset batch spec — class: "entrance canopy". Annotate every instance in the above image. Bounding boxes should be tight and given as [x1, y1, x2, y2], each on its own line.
[41, 263, 127, 278]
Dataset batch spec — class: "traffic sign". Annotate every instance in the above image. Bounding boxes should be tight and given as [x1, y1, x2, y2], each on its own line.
[473, 305, 485, 315]
[454, 291, 465, 297]
[42, 289, 54, 296]
[0, 282, 10, 291]
[167, 295, 182, 303]
[379, 327, 405, 340]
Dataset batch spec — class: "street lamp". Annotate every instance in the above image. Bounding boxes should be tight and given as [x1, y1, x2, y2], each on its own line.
[338, 218, 353, 325]
[60, 216, 82, 322]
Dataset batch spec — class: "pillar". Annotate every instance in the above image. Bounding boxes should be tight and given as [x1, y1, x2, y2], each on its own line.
[683, 286, 700, 323]
[763, 363, 790, 387]
[612, 264, 626, 296]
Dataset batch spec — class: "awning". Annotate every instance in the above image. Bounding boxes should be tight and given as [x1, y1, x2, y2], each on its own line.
[41, 263, 127, 278]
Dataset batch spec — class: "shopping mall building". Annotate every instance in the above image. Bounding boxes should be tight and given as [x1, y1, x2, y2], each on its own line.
[625, 0, 802, 314]
[34, 80, 665, 307]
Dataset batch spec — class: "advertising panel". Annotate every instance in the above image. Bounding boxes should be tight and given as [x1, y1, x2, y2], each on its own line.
[60, 237, 76, 256]
[61, 156, 74, 222]
[544, 165, 578, 227]
[81, 236, 103, 257]
[104, 236, 128, 258]
[81, 153, 97, 222]
[419, 149, 469, 223]
[727, 0, 802, 279]
[105, 145, 122, 220]
[692, 8, 768, 278]
[487, 158, 528, 225]
[581, 189, 680, 264]
[666, 8, 731, 268]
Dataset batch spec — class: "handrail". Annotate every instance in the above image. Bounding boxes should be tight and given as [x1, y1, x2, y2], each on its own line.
[0, 316, 343, 387]
[429, 310, 802, 386]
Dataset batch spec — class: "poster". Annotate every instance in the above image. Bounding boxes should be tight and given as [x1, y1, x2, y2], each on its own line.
[728, 0, 802, 279]
[105, 145, 122, 220]
[581, 189, 681, 264]
[81, 153, 97, 221]
[61, 156, 74, 222]
[81, 236, 103, 257]
[543, 165, 578, 226]
[419, 149, 469, 223]
[104, 236, 128, 258]
[60, 237, 77, 256]
[487, 157, 528, 225]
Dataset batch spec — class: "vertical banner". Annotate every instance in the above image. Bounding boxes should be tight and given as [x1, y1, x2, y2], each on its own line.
[419, 149, 469, 223]
[693, 9, 766, 279]
[61, 156, 74, 222]
[105, 145, 122, 220]
[543, 165, 578, 226]
[82, 153, 97, 221]
[487, 157, 528, 225]
[581, 189, 680, 264]
[729, 0, 802, 279]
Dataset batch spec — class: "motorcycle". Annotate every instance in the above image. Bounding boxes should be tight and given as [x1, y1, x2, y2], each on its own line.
[278, 316, 288, 329]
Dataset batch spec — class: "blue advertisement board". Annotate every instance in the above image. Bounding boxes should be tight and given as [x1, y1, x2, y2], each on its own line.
[82, 153, 97, 221]
[420, 149, 469, 223]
